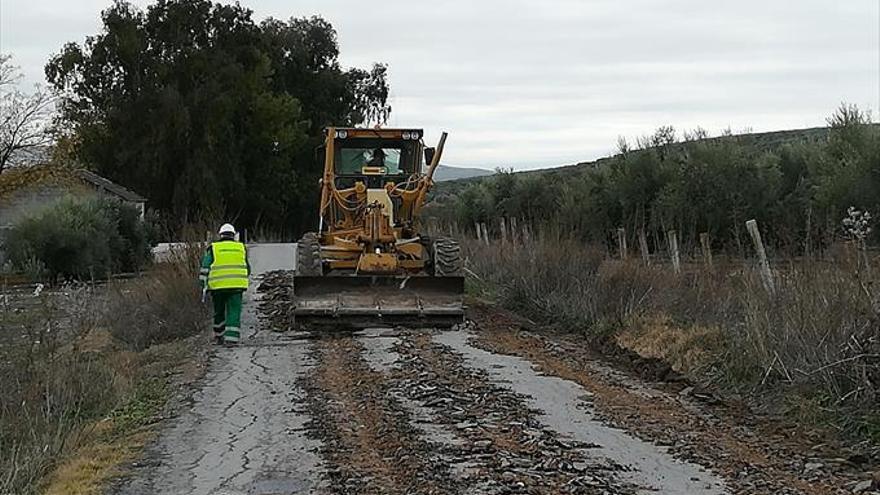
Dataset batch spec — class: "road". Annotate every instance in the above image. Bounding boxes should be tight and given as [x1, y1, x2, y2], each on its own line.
[111, 244, 855, 495]
[115, 244, 321, 495]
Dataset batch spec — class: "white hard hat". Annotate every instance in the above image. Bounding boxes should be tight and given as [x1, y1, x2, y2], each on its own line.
[218, 223, 236, 235]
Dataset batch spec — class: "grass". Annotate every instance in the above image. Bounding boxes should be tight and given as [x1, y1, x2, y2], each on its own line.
[460, 234, 880, 445]
[41, 340, 195, 495]
[42, 428, 151, 495]
[616, 316, 723, 375]
[0, 244, 208, 494]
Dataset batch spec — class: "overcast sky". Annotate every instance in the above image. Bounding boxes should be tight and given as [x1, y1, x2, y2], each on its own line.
[1, 0, 878, 169]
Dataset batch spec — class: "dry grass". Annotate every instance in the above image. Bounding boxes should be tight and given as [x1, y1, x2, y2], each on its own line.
[41, 422, 150, 495]
[616, 317, 722, 375]
[106, 242, 207, 350]
[461, 235, 880, 443]
[0, 244, 208, 494]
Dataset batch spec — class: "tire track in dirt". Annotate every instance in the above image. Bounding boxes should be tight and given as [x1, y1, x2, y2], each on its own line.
[299, 335, 463, 495]
[466, 306, 848, 495]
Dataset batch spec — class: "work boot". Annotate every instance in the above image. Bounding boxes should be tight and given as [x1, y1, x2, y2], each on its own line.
[212, 321, 225, 345]
[224, 326, 241, 345]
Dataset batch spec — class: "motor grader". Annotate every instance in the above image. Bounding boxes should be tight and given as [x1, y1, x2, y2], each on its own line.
[293, 127, 463, 329]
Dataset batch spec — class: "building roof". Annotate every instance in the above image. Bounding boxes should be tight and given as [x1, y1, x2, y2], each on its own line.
[75, 169, 146, 203]
[0, 165, 146, 203]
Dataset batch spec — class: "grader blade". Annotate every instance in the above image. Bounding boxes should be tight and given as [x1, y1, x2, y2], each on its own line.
[293, 275, 464, 329]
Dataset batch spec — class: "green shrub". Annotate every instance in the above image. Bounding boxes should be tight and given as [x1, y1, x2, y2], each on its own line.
[5, 197, 151, 280]
[107, 200, 153, 272]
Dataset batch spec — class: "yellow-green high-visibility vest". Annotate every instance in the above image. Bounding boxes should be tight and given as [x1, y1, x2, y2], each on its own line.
[208, 240, 249, 290]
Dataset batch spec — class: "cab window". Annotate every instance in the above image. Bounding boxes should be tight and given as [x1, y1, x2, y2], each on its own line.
[334, 139, 417, 175]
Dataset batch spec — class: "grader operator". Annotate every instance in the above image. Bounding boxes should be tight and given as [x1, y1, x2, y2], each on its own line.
[293, 127, 464, 329]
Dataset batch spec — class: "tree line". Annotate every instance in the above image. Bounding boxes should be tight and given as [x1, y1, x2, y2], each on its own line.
[439, 105, 880, 255]
[41, 0, 390, 237]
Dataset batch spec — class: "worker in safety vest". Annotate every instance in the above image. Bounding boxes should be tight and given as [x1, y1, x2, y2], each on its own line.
[199, 223, 250, 344]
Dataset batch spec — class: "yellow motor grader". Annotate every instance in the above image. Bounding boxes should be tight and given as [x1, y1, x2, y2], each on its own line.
[293, 127, 463, 328]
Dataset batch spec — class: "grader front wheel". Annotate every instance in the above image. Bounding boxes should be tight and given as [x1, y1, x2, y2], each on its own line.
[296, 232, 322, 276]
[432, 237, 463, 277]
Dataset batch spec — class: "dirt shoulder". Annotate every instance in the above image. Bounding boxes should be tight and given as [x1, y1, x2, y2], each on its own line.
[466, 303, 877, 494]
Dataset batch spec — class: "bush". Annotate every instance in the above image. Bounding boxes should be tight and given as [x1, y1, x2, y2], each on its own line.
[5, 197, 152, 280]
[464, 236, 603, 329]
[447, 106, 880, 254]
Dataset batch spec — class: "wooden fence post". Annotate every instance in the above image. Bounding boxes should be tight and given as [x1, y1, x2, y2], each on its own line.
[746, 219, 774, 294]
[474, 222, 482, 242]
[638, 228, 650, 265]
[500, 217, 508, 244]
[510, 217, 518, 244]
[667, 230, 681, 274]
[699, 232, 713, 269]
[481, 223, 490, 246]
[617, 228, 627, 260]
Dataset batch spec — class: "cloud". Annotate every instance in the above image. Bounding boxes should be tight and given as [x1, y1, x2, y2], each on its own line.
[2, 0, 877, 169]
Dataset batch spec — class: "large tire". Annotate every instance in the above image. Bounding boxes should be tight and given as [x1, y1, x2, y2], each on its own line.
[296, 232, 322, 276]
[432, 237, 462, 277]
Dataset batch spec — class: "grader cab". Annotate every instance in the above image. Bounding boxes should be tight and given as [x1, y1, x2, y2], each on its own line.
[293, 127, 464, 329]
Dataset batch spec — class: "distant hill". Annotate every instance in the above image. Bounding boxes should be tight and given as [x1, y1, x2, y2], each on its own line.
[517, 126, 844, 178]
[433, 165, 493, 182]
[437, 125, 870, 188]
[429, 124, 880, 202]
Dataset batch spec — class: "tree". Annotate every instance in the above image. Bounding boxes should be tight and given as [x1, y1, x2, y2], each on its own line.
[0, 54, 56, 173]
[45, 0, 391, 236]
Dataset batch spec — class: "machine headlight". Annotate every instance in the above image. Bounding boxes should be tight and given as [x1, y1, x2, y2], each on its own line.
[336, 130, 348, 139]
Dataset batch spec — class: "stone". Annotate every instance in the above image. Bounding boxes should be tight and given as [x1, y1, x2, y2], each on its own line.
[853, 480, 873, 493]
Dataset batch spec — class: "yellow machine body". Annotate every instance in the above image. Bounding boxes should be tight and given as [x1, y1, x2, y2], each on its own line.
[294, 127, 463, 328]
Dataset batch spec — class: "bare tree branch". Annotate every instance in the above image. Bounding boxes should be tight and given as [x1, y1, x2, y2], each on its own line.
[0, 54, 56, 173]
[0, 54, 18, 88]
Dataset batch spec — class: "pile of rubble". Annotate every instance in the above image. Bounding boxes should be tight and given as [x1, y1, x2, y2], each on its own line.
[256, 270, 295, 331]
[392, 333, 635, 494]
